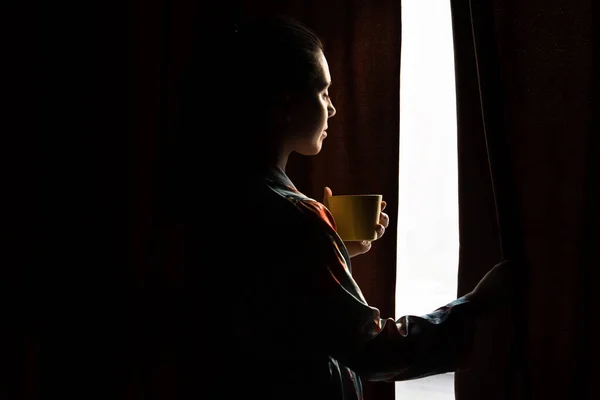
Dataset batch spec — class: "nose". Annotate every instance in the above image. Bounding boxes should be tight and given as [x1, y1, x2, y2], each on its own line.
[328, 100, 336, 118]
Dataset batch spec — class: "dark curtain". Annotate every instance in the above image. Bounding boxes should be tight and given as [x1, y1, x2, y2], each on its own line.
[452, 1, 599, 399]
[5, 2, 135, 399]
[5, 1, 401, 400]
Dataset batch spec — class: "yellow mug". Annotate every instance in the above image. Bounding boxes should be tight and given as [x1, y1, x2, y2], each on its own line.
[326, 194, 382, 241]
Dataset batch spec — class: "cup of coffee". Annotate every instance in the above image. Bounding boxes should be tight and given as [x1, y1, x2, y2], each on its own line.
[326, 194, 383, 241]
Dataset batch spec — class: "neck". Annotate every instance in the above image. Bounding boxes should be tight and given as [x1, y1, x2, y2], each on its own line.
[276, 151, 290, 172]
[238, 127, 291, 171]
[260, 138, 290, 171]
[240, 147, 290, 173]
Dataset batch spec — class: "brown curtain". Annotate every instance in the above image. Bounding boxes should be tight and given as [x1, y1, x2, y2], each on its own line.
[452, 1, 600, 399]
[5, 1, 401, 400]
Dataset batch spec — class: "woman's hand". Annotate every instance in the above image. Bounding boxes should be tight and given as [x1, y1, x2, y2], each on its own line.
[466, 259, 519, 309]
[323, 186, 389, 258]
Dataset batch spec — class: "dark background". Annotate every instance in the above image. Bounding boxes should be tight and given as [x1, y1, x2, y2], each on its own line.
[3, 1, 598, 399]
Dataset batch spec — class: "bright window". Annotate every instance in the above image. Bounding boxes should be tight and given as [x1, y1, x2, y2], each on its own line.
[395, 0, 458, 398]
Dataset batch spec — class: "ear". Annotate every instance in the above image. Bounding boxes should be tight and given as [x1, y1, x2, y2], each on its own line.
[272, 91, 292, 108]
[267, 92, 293, 127]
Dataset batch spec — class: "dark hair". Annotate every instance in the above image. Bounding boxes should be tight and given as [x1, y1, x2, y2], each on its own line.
[224, 15, 325, 139]
[173, 15, 324, 188]
[230, 15, 325, 96]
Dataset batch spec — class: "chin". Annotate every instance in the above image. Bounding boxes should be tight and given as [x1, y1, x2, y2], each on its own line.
[312, 141, 324, 154]
[296, 137, 325, 156]
[298, 145, 322, 156]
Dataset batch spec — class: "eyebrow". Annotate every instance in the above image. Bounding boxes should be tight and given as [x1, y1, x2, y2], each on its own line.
[318, 80, 331, 89]
[311, 77, 331, 91]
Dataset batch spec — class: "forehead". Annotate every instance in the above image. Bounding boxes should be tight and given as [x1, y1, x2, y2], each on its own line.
[314, 51, 332, 88]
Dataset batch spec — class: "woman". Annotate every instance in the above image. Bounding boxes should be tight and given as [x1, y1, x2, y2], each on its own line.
[177, 14, 514, 400]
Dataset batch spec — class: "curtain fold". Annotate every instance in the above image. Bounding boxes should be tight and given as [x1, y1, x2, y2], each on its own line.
[452, 1, 600, 399]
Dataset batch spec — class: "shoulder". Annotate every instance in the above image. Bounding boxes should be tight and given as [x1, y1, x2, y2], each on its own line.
[268, 184, 337, 234]
[235, 173, 341, 250]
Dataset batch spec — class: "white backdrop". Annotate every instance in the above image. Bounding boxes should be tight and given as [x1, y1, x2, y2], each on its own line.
[395, 0, 458, 398]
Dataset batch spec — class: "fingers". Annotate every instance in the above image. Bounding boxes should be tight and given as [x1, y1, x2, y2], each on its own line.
[375, 224, 385, 240]
[375, 200, 389, 240]
[379, 211, 389, 228]
[360, 240, 372, 253]
[323, 186, 333, 206]
[345, 241, 372, 258]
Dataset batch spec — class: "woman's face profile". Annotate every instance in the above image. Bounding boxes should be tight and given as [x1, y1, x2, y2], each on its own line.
[284, 50, 337, 156]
